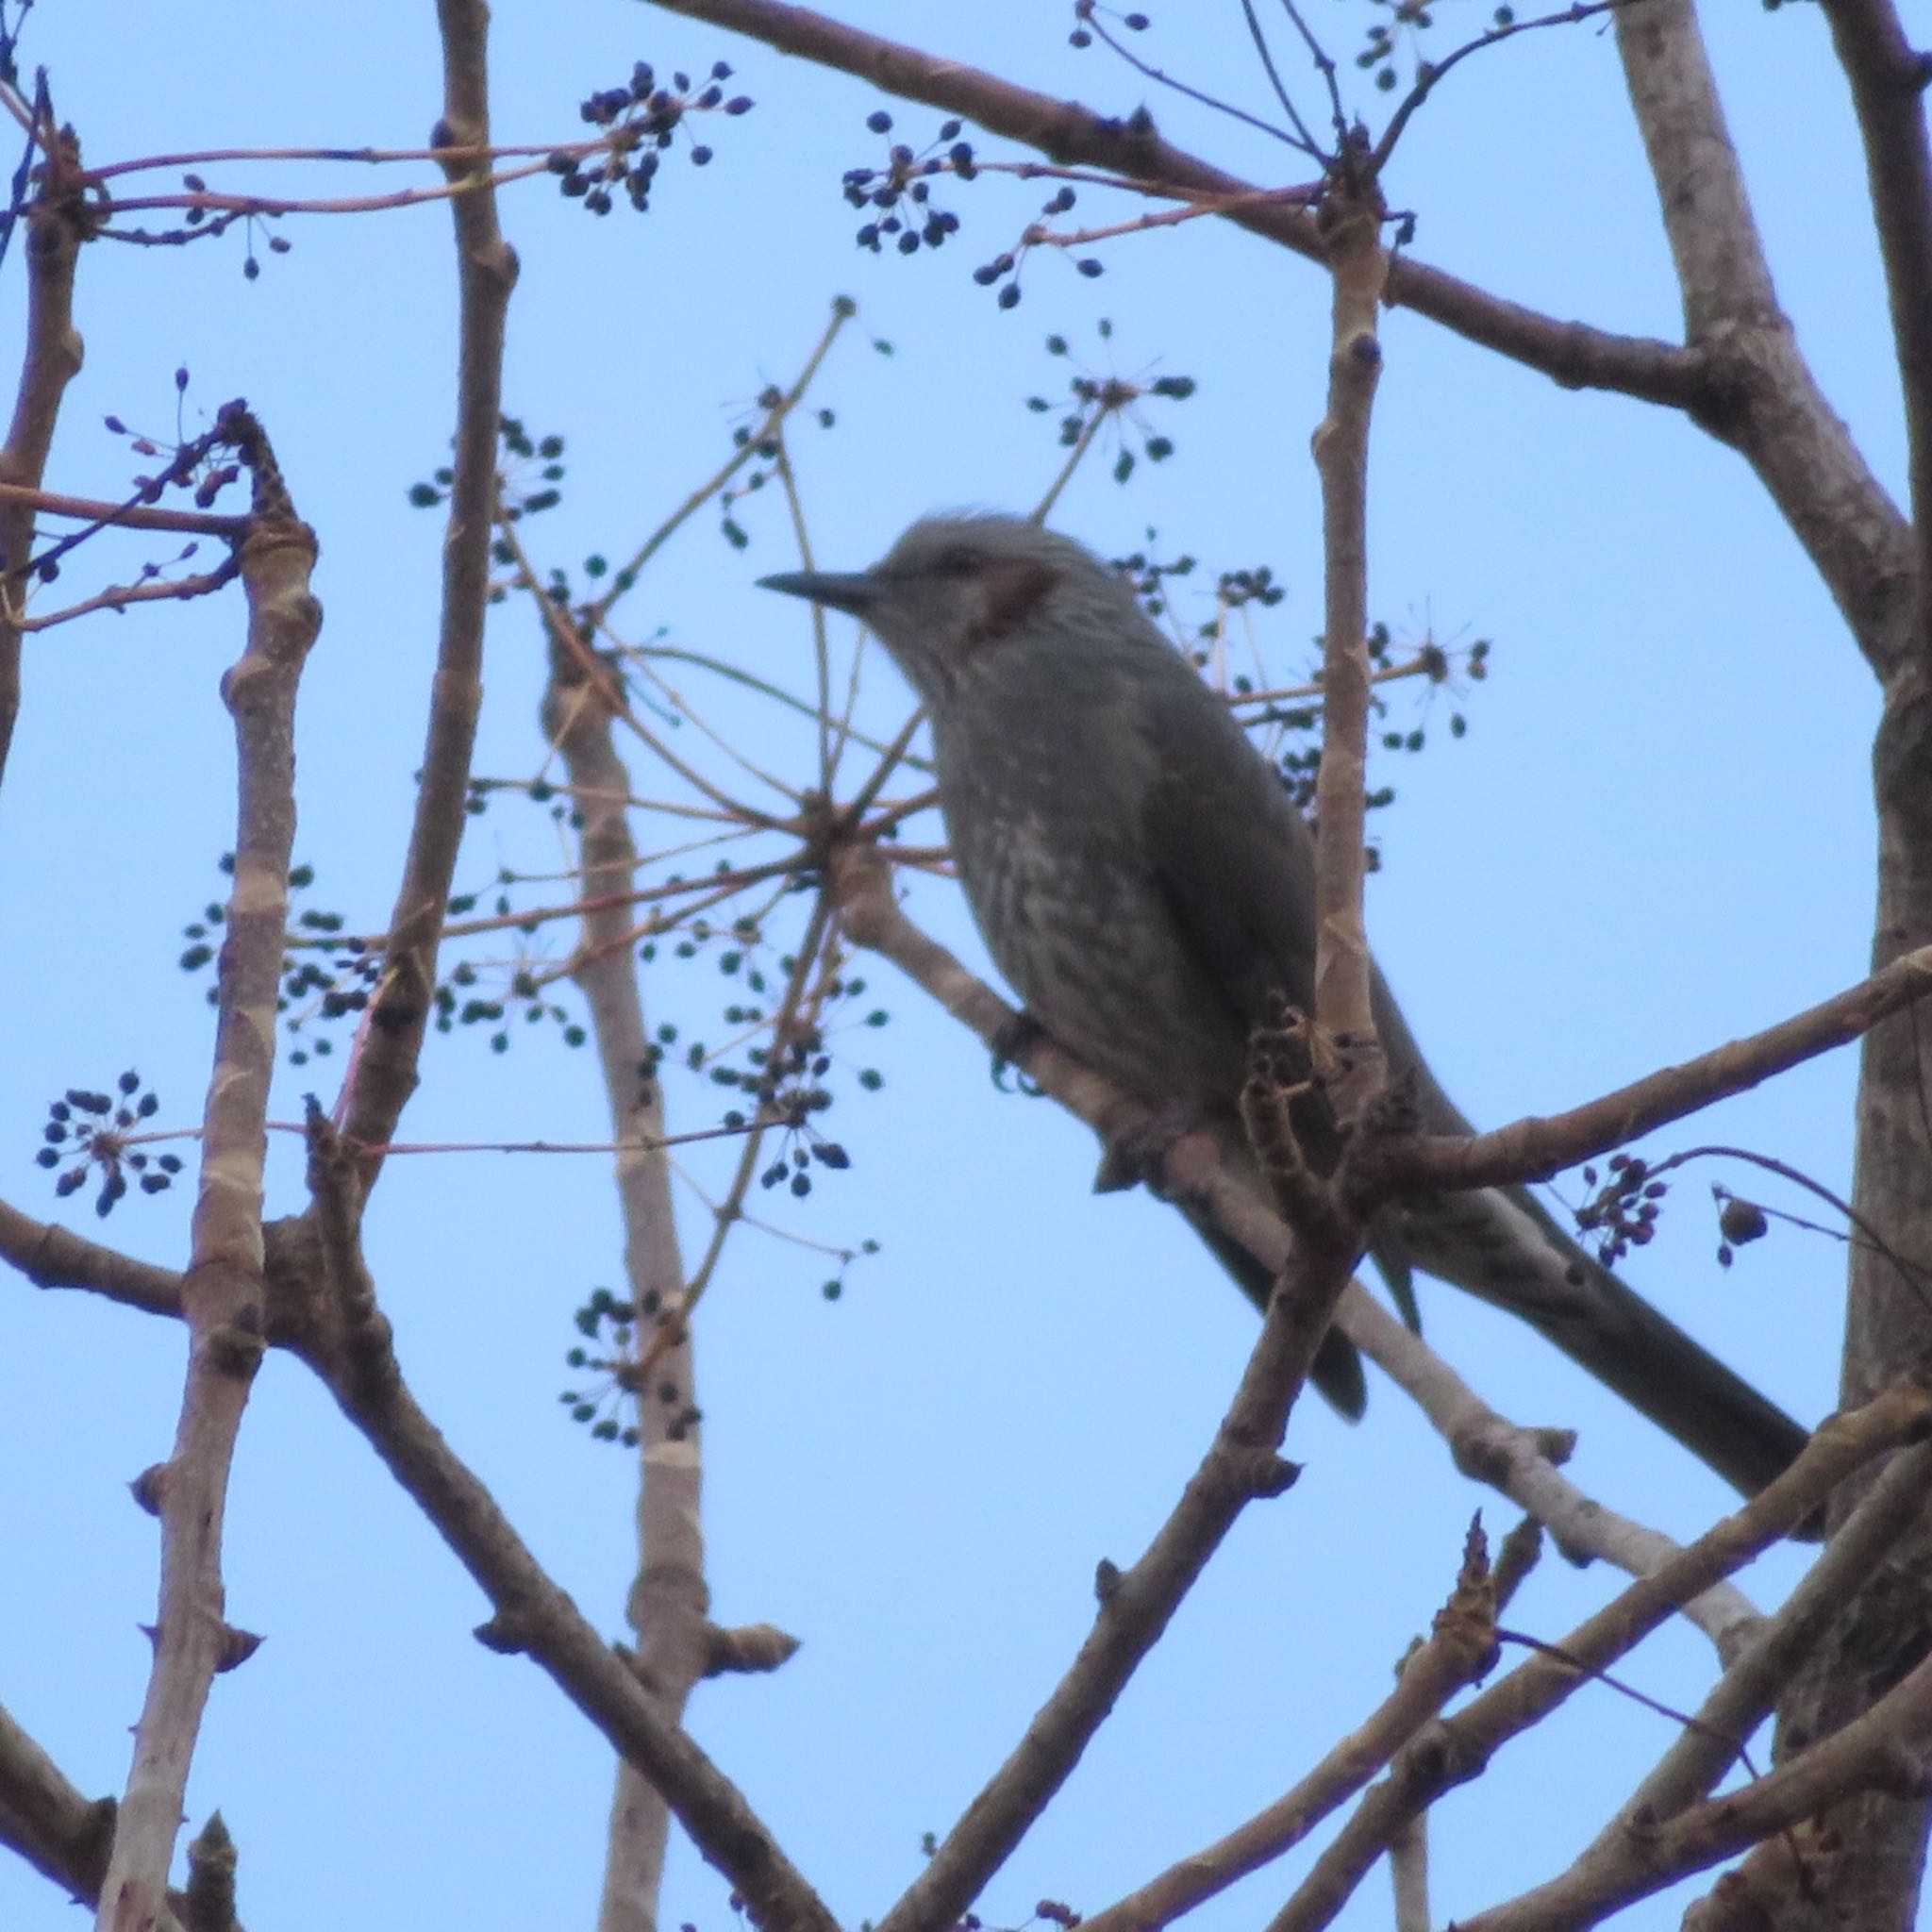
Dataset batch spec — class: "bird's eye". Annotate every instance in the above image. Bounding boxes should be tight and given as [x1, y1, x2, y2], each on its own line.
[935, 548, 981, 579]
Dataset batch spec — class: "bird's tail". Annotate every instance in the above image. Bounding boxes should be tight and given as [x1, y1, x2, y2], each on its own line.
[1177, 1110, 1808, 1505]
[1181, 1206, 1370, 1420]
[1388, 1180, 1811, 1503]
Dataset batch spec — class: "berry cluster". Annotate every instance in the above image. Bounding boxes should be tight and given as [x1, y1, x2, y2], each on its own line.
[36, 1073, 182, 1218]
[1069, 2, 1152, 49]
[180, 858, 379, 1070]
[31, 374, 240, 591]
[1025, 325, 1196, 482]
[551, 60, 751, 216]
[973, 180, 1108, 310]
[561, 1287, 651, 1447]
[841, 111, 969, 257]
[409, 416, 565, 531]
[1576, 1152, 1672, 1266]
[433, 954, 588, 1058]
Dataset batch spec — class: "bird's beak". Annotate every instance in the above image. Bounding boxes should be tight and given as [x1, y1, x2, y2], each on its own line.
[757, 568, 880, 618]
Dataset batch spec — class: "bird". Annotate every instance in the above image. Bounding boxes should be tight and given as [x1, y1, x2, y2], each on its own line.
[759, 512, 1811, 1502]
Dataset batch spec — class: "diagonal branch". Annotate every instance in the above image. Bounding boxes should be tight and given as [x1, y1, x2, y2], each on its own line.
[866, 1141, 1351, 1932]
[643, 0, 1707, 409]
[0, 1700, 119, 1907]
[289, 1274, 834, 1932]
[1603, 1436, 1932, 1834]
[1454, 1570, 1932, 1928]
[1378, 942, 1932, 1196]
[1261, 1381, 1932, 1932]
[1079, 1527, 1499, 1932]
[1329, 1283, 1763, 1651]
[0, 1195, 186, 1316]
[1615, 0, 1779, 337]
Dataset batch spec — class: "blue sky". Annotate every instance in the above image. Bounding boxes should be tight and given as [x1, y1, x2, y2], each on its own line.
[0, 3, 1895, 1928]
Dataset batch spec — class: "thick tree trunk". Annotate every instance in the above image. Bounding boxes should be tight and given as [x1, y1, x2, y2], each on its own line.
[1770, 675, 1932, 1930]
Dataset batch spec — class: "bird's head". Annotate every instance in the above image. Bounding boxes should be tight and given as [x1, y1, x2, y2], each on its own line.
[758, 513, 1126, 706]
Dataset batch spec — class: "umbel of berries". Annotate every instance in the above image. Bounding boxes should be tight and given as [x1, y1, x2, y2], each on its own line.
[37, 1071, 183, 1217]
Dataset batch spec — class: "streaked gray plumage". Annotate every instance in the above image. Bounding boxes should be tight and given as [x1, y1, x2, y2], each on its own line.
[761, 513, 1808, 1500]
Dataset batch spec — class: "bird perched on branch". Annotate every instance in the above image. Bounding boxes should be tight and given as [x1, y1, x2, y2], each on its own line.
[760, 513, 1809, 1502]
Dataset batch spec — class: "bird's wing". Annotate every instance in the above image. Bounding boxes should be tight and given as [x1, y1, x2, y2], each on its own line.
[1137, 677, 1433, 1330]
[1136, 679, 1323, 1035]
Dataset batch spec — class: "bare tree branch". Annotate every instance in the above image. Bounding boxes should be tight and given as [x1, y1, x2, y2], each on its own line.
[0, 1195, 186, 1316]
[840, 841, 1359, 1932]
[0, 1700, 118, 1907]
[94, 419, 320, 1932]
[1616, 2, 1778, 334]
[1260, 1381, 1932, 1932]
[0, 482, 249, 540]
[1609, 11, 1932, 1921]
[340, 0, 518, 1164]
[1309, 172, 1385, 1062]
[1457, 1567, 1932, 1928]
[291, 1289, 835, 1932]
[542, 616, 718, 1932]
[0, 107, 88, 784]
[1820, 0, 1932, 619]
[1389, 1811, 1429, 1932]
[643, 0, 1710, 409]
[1080, 1526, 1496, 1932]
[865, 1205, 1343, 1932]
[1379, 942, 1932, 1196]
[1607, 1437, 1932, 1834]
[1616, 0, 1916, 677]
[1329, 1284, 1764, 1653]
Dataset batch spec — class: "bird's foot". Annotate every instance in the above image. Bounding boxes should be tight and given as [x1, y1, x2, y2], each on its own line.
[991, 1009, 1051, 1090]
[1093, 1100, 1218, 1196]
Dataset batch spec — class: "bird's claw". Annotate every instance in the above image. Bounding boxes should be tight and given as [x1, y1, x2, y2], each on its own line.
[991, 1009, 1050, 1091]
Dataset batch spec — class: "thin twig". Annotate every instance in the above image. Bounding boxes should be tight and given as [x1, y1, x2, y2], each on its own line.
[11, 557, 240, 628]
[584, 296, 855, 631]
[1078, 0, 1322, 158]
